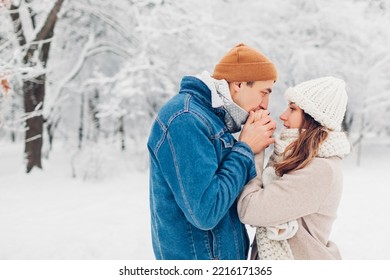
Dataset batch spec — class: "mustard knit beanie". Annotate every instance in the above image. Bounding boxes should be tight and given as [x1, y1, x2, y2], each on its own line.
[212, 43, 277, 82]
[285, 76, 348, 131]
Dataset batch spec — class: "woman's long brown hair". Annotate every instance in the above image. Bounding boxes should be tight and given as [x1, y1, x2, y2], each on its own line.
[274, 113, 329, 176]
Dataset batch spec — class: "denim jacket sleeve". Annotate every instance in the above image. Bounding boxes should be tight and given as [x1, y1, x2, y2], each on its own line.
[156, 111, 256, 230]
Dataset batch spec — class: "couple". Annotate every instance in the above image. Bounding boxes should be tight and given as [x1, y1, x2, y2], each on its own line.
[147, 43, 350, 260]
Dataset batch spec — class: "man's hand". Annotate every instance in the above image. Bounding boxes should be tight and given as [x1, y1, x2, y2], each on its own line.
[239, 110, 276, 154]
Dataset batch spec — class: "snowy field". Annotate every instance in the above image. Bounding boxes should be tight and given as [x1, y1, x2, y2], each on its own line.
[0, 139, 389, 260]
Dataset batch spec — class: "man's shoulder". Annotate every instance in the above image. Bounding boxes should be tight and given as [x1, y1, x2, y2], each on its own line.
[148, 98, 215, 155]
[157, 92, 194, 125]
[158, 90, 213, 127]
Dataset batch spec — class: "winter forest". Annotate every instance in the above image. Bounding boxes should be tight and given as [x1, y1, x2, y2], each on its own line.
[1, 0, 390, 260]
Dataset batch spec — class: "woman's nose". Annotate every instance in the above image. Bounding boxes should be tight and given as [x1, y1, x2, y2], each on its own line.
[280, 111, 287, 121]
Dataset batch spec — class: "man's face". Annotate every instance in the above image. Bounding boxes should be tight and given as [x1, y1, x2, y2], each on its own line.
[230, 80, 274, 112]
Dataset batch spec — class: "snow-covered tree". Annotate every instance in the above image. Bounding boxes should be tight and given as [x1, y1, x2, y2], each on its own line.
[0, 0, 65, 172]
[1, 0, 389, 177]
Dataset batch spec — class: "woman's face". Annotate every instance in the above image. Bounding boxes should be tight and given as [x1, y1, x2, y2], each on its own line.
[279, 102, 304, 129]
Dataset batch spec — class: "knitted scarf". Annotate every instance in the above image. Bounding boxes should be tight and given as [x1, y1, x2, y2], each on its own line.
[256, 128, 351, 260]
[272, 128, 351, 162]
[196, 71, 248, 133]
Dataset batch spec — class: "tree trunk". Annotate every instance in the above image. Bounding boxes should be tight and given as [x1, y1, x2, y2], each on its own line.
[88, 89, 100, 142]
[119, 116, 126, 151]
[24, 76, 45, 172]
[10, 0, 65, 172]
[79, 92, 85, 150]
[24, 3, 57, 171]
[10, 95, 17, 143]
[46, 116, 60, 153]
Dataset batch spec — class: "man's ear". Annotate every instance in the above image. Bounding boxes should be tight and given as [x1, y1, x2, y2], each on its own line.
[232, 82, 242, 90]
[229, 82, 242, 98]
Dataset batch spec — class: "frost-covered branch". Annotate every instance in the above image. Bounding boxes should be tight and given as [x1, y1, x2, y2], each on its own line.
[7, 0, 64, 69]
[20, 101, 43, 122]
[45, 32, 139, 120]
[0, 64, 45, 81]
[46, 33, 95, 112]
[24, 0, 36, 29]
[0, 38, 12, 52]
[35, 0, 64, 41]
[9, 3, 27, 47]
[68, 2, 134, 44]
[82, 64, 151, 87]
[86, 42, 134, 59]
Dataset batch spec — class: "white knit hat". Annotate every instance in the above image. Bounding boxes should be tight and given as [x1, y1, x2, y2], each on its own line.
[285, 76, 348, 131]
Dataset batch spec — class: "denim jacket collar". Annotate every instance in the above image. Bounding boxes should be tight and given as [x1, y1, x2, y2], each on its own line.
[179, 74, 248, 133]
[179, 75, 225, 119]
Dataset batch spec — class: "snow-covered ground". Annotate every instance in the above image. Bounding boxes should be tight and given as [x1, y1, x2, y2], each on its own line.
[0, 143, 153, 259]
[0, 139, 389, 260]
[332, 139, 390, 259]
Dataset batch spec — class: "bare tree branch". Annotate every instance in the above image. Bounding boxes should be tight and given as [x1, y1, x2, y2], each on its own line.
[35, 0, 65, 41]
[25, 0, 37, 29]
[9, 4, 27, 47]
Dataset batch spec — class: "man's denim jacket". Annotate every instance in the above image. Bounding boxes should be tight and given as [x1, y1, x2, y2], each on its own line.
[147, 76, 257, 259]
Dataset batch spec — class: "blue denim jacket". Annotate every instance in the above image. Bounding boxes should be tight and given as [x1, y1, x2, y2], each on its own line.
[147, 76, 257, 259]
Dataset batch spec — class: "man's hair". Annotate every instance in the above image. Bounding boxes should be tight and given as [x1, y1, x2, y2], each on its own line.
[246, 81, 255, 87]
[274, 113, 329, 176]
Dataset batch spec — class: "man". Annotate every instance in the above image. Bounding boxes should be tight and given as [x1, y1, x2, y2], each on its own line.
[147, 43, 277, 259]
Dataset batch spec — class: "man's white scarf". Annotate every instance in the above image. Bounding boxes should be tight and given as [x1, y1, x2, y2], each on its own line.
[196, 71, 248, 133]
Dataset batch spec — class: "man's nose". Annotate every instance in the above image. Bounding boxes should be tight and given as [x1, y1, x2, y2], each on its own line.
[260, 97, 269, 110]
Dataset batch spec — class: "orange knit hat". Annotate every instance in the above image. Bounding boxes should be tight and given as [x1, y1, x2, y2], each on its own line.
[212, 43, 277, 82]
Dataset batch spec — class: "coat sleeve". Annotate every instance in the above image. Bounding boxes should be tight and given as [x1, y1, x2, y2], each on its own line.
[237, 152, 264, 220]
[157, 111, 256, 230]
[237, 158, 335, 227]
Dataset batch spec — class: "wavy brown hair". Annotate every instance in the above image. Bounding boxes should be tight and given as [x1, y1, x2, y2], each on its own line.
[274, 113, 329, 176]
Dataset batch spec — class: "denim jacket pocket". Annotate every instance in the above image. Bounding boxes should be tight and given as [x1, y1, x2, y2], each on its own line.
[219, 132, 235, 148]
[218, 132, 235, 161]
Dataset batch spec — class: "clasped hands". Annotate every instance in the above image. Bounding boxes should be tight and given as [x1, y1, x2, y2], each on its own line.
[239, 109, 276, 154]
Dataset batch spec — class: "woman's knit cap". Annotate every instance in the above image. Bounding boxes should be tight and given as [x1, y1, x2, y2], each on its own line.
[285, 76, 348, 131]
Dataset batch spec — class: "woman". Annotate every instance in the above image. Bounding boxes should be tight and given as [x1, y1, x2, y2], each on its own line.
[238, 76, 351, 259]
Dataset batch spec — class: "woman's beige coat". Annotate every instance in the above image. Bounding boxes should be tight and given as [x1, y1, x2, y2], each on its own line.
[237, 152, 343, 260]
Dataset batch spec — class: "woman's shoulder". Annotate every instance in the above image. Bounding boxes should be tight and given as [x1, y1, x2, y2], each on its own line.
[311, 156, 342, 166]
[307, 157, 343, 177]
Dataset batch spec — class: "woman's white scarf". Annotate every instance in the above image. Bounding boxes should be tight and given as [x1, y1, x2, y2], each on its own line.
[272, 128, 351, 162]
[256, 128, 351, 260]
